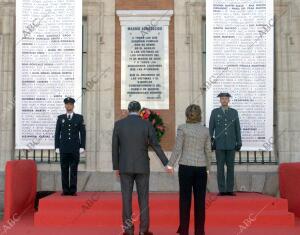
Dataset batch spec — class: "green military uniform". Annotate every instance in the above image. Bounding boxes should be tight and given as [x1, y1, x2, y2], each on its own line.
[209, 97, 242, 194]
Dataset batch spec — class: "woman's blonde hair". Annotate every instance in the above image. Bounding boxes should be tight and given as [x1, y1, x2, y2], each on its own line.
[185, 104, 202, 123]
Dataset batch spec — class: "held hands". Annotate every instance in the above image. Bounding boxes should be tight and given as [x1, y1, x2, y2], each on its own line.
[165, 165, 174, 175]
[55, 148, 60, 154]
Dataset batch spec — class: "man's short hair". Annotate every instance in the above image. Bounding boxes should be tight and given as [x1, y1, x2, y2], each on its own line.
[128, 101, 141, 113]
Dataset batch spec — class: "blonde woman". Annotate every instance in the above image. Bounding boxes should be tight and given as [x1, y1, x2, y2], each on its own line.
[167, 104, 211, 235]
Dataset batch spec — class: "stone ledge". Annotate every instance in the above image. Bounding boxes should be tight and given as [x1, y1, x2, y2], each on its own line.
[35, 170, 279, 196]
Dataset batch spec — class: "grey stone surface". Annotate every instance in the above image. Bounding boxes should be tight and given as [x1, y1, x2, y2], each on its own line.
[263, 173, 279, 196]
[84, 172, 117, 192]
[76, 171, 93, 192]
[251, 174, 266, 192]
[38, 171, 56, 191]
[0, 192, 4, 212]
[149, 172, 179, 192]
[0, 171, 5, 192]
[207, 172, 219, 192]
[235, 172, 251, 192]
[54, 171, 62, 191]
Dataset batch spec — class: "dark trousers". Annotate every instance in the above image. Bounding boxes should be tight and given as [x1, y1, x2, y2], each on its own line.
[60, 153, 79, 194]
[177, 165, 207, 235]
[215, 150, 235, 193]
[120, 173, 150, 234]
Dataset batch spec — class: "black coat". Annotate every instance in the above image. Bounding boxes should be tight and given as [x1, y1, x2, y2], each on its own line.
[55, 113, 86, 154]
[112, 114, 168, 174]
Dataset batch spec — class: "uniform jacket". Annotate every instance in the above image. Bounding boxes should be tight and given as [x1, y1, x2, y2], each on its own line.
[209, 107, 242, 150]
[55, 113, 86, 154]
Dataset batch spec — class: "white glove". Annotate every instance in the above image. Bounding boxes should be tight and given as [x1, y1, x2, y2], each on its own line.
[79, 148, 85, 154]
[55, 148, 60, 154]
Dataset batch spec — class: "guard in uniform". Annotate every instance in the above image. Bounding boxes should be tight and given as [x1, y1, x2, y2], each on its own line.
[209, 93, 242, 196]
[55, 97, 86, 196]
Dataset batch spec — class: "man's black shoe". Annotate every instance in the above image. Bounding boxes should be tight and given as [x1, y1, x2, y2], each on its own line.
[226, 192, 236, 196]
[139, 232, 153, 235]
[61, 192, 70, 196]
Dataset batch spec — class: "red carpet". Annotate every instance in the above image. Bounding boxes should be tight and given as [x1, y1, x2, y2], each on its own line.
[4, 160, 37, 221]
[2, 192, 300, 235]
[279, 162, 300, 217]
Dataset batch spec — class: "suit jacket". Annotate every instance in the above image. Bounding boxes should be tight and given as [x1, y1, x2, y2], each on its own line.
[112, 114, 168, 174]
[209, 107, 242, 150]
[168, 123, 212, 171]
[55, 113, 86, 154]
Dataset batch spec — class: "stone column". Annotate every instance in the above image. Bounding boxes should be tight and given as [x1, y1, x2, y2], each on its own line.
[275, 0, 300, 163]
[174, 0, 205, 127]
[82, 0, 115, 171]
[0, 2, 15, 171]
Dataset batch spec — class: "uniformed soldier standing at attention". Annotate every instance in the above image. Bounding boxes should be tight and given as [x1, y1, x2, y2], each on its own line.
[55, 97, 86, 196]
[209, 93, 242, 196]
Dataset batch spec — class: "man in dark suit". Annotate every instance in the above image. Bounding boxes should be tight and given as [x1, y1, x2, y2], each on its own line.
[55, 97, 86, 196]
[112, 101, 171, 235]
[209, 93, 242, 196]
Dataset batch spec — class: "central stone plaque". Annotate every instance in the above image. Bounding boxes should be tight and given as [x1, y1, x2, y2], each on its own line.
[117, 10, 173, 109]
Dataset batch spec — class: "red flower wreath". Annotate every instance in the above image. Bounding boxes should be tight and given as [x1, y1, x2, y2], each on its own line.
[140, 108, 166, 142]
